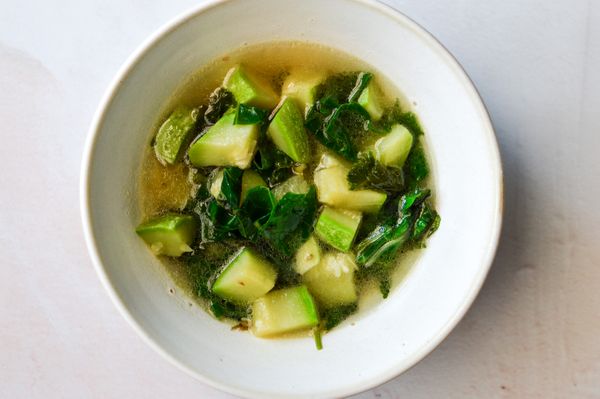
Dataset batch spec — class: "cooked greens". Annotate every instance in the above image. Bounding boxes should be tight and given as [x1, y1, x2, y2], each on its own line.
[137, 63, 439, 348]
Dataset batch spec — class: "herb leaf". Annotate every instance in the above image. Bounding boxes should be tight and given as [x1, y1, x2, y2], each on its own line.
[234, 104, 268, 125]
[204, 88, 235, 125]
[347, 152, 405, 193]
[261, 187, 318, 259]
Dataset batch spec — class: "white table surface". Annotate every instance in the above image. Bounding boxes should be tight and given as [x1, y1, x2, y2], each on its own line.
[1, 0, 599, 397]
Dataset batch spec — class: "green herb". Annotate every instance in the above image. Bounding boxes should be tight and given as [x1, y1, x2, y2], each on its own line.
[234, 104, 268, 125]
[252, 143, 295, 187]
[320, 303, 358, 330]
[262, 187, 318, 259]
[403, 142, 429, 186]
[347, 72, 373, 103]
[204, 88, 235, 125]
[347, 152, 405, 193]
[356, 188, 431, 268]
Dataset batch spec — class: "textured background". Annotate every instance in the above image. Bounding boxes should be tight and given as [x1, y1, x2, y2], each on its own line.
[1, 0, 599, 397]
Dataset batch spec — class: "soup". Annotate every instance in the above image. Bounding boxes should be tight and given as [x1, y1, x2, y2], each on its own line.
[136, 42, 439, 348]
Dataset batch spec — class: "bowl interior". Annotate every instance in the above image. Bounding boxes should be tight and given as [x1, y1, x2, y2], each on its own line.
[82, 0, 502, 397]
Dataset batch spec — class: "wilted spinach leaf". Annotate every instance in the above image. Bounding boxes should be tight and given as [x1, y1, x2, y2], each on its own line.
[234, 104, 268, 125]
[347, 72, 373, 103]
[262, 187, 318, 259]
[204, 88, 235, 125]
[403, 142, 429, 187]
[321, 303, 358, 330]
[220, 167, 243, 210]
[252, 143, 295, 187]
[347, 152, 405, 193]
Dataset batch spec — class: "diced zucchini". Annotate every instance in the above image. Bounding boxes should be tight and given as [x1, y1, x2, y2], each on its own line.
[223, 65, 279, 110]
[240, 170, 267, 204]
[135, 214, 196, 257]
[154, 106, 198, 164]
[313, 153, 387, 213]
[281, 71, 323, 112]
[294, 235, 322, 275]
[303, 252, 358, 308]
[251, 285, 319, 337]
[188, 112, 258, 169]
[374, 124, 413, 168]
[209, 169, 224, 199]
[357, 81, 384, 121]
[267, 98, 310, 163]
[315, 207, 362, 252]
[271, 175, 310, 201]
[212, 248, 277, 304]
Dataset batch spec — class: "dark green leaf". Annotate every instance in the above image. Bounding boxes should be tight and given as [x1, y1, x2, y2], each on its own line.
[399, 188, 431, 214]
[220, 167, 243, 210]
[321, 303, 357, 330]
[204, 88, 235, 125]
[348, 72, 373, 103]
[411, 203, 438, 242]
[314, 72, 361, 105]
[347, 152, 405, 193]
[261, 187, 318, 259]
[240, 186, 276, 227]
[403, 142, 429, 186]
[234, 104, 268, 125]
[252, 143, 295, 187]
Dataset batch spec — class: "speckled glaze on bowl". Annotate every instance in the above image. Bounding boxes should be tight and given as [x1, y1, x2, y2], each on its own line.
[80, 0, 502, 397]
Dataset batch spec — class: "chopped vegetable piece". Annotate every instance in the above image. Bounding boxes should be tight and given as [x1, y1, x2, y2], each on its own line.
[223, 65, 279, 110]
[294, 235, 322, 275]
[212, 247, 277, 304]
[271, 175, 310, 201]
[240, 170, 267, 204]
[209, 169, 224, 199]
[315, 207, 362, 252]
[188, 112, 259, 169]
[154, 106, 199, 164]
[313, 153, 387, 213]
[374, 124, 413, 168]
[303, 252, 358, 308]
[136, 214, 196, 257]
[251, 285, 319, 337]
[357, 81, 384, 121]
[282, 71, 324, 112]
[267, 98, 310, 163]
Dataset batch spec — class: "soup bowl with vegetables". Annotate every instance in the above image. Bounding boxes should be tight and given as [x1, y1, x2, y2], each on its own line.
[81, 0, 502, 397]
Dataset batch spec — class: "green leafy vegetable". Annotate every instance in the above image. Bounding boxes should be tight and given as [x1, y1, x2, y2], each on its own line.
[314, 72, 361, 106]
[356, 188, 432, 268]
[320, 303, 358, 330]
[348, 72, 373, 103]
[234, 104, 268, 125]
[262, 187, 318, 259]
[240, 186, 276, 227]
[403, 142, 429, 186]
[347, 152, 405, 193]
[220, 167, 243, 210]
[370, 100, 424, 137]
[204, 88, 235, 125]
[252, 142, 295, 187]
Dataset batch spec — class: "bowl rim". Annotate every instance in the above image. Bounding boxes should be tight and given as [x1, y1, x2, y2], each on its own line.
[80, 0, 503, 397]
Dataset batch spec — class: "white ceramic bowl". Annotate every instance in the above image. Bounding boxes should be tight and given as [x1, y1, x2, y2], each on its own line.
[80, 0, 502, 397]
